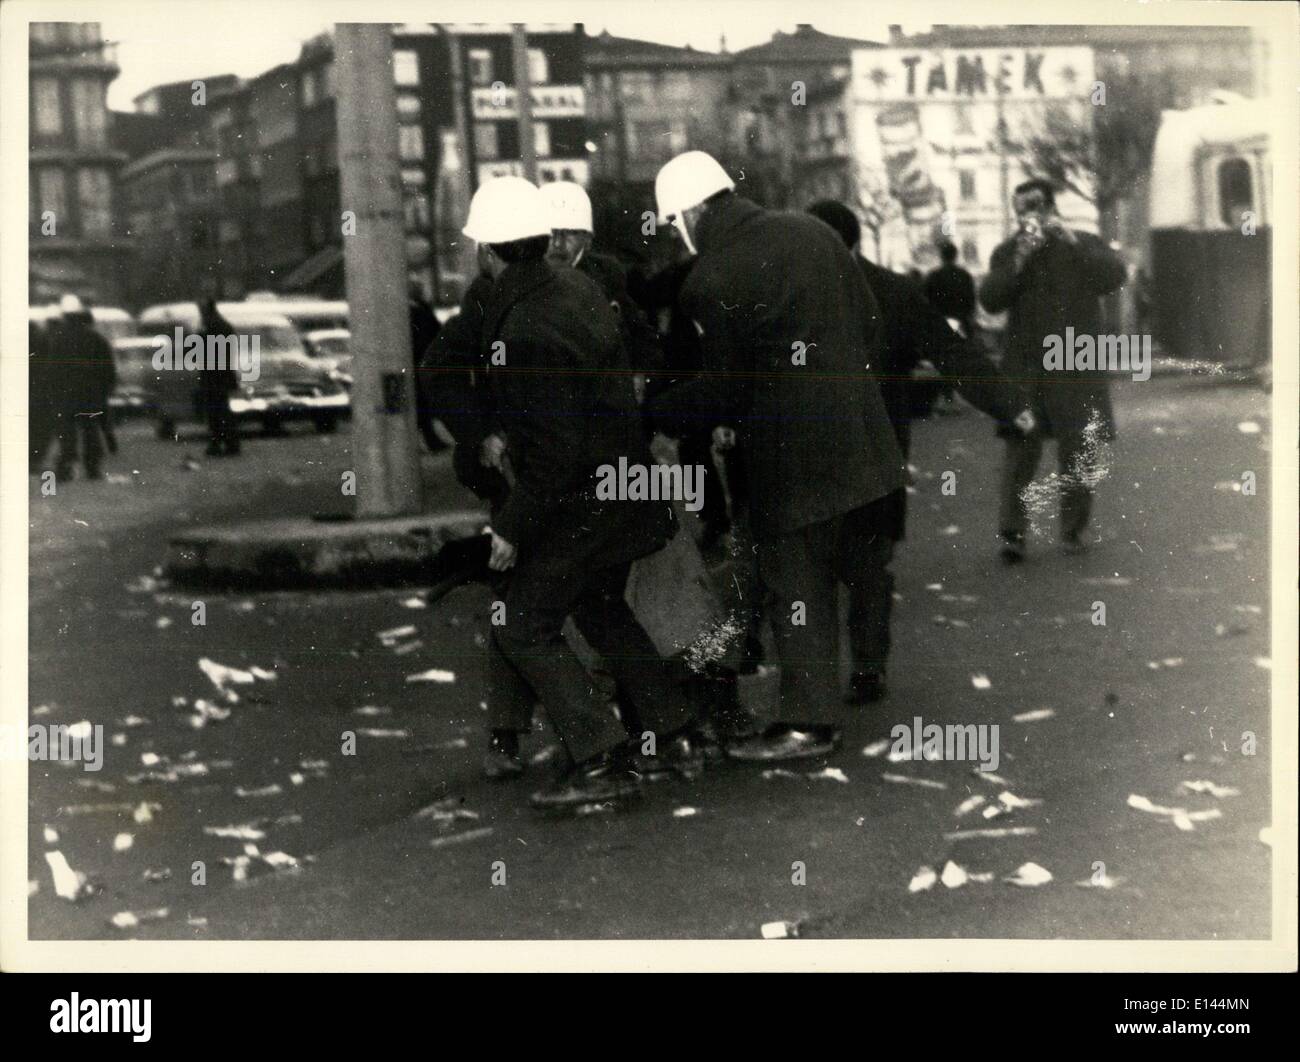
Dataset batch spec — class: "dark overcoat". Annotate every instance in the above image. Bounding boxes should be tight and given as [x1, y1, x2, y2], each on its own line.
[979, 231, 1128, 441]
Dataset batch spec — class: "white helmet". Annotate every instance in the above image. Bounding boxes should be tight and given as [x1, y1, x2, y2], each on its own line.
[462, 176, 551, 244]
[540, 180, 593, 233]
[655, 151, 734, 223]
[59, 293, 85, 316]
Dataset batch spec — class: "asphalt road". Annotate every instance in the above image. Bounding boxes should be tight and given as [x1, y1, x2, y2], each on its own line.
[26, 376, 1274, 940]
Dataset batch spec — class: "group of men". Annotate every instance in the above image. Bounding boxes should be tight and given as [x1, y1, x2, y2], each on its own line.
[30, 294, 117, 481]
[418, 151, 1127, 813]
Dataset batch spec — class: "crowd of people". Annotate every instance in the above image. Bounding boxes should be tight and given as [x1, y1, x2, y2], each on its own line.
[29, 294, 117, 482]
[417, 151, 1128, 812]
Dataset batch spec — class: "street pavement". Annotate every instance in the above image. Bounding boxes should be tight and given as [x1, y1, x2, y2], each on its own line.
[26, 377, 1274, 940]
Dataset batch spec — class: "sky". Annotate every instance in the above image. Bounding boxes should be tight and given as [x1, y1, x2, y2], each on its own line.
[95, 0, 927, 111]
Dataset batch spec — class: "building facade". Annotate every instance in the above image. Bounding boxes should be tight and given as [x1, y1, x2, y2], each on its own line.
[29, 21, 129, 306]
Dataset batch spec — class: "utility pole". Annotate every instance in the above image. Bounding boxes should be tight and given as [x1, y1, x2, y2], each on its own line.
[334, 22, 425, 517]
[511, 24, 537, 182]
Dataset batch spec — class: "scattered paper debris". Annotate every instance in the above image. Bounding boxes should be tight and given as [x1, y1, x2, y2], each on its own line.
[673, 806, 699, 818]
[1236, 420, 1261, 434]
[354, 705, 391, 716]
[198, 657, 258, 701]
[954, 795, 986, 817]
[1254, 657, 1271, 670]
[28, 880, 39, 897]
[882, 773, 947, 790]
[1180, 780, 1240, 799]
[762, 768, 802, 781]
[941, 861, 969, 888]
[43, 826, 59, 844]
[971, 674, 992, 690]
[761, 920, 799, 939]
[1075, 872, 1125, 889]
[45, 851, 91, 901]
[998, 792, 1042, 810]
[235, 784, 283, 798]
[943, 827, 1039, 841]
[143, 868, 172, 883]
[378, 625, 418, 642]
[809, 767, 849, 783]
[1005, 862, 1053, 887]
[204, 824, 266, 840]
[861, 738, 890, 758]
[113, 832, 134, 852]
[429, 827, 495, 848]
[400, 597, 427, 609]
[1012, 708, 1055, 723]
[973, 769, 1011, 786]
[908, 866, 938, 893]
[357, 728, 410, 739]
[405, 669, 456, 684]
[1127, 793, 1223, 832]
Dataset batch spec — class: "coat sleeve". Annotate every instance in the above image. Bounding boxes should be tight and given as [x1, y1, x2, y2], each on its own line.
[490, 327, 594, 549]
[1068, 233, 1129, 297]
[979, 241, 1022, 314]
[909, 289, 1021, 423]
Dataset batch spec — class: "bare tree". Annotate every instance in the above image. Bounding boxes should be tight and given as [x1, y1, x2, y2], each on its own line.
[1021, 73, 1166, 215]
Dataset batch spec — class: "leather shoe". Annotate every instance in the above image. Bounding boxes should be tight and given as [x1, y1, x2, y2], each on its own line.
[529, 749, 642, 809]
[725, 725, 840, 763]
[845, 671, 887, 705]
[634, 732, 705, 781]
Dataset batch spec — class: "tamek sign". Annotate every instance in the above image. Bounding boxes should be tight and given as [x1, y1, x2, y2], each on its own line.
[470, 84, 585, 121]
[851, 47, 1095, 103]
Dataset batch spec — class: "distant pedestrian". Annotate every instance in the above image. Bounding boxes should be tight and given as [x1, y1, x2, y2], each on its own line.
[808, 200, 1036, 704]
[197, 297, 240, 457]
[46, 295, 115, 481]
[980, 179, 1128, 560]
[30, 317, 57, 471]
[925, 241, 978, 341]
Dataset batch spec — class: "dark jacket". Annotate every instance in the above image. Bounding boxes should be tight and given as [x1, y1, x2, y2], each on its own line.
[197, 306, 238, 400]
[861, 256, 1020, 443]
[47, 314, 115, 411]
[924, 263, 977, 330]
[479, 257, 673, 566]
[859, 257, 1023, 541]
[980, 230, 1128, 440]
[577, 251, 661, 374]
[418, 275, 506, 497]
[648, 195, 905, 540]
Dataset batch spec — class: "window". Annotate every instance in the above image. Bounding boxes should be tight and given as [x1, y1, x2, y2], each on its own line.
[528, 47, 549, 85]
[629, 119, 669, 160]
[77, 168, 112, 239]
[959, 169, 976, 202]
[397, 95, 421, 118]
[474, 122, 499, 160]
[31, 22, 58, 44]
[69, 80, 106, 147]
[399, 125, 425, 161]
[33, 79, 61, 136]
[532, 121, 550, 159]
[37, 168, 68, 223]
[404, 192, 431, 230]
[215, 157, 238, 186]
[961, 236, 979, 265]
[954, 102, 974, 135]
[1217, 157, 1253, 227]
[394, 50, 419, 86]
[301, 70, 318, 108]
[621, 71, 653, 100]
[468, 48, 493, 87]
[401, 167, 427, 187]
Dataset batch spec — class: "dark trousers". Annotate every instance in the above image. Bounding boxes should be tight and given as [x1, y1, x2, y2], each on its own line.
[757, 503, 890, 727]
[999, 430, 1094, 538]
[847, 536, 895, 679]
[52, 410, 104, 477]
[488, 556, 694, 765]
[206, 391, 240, 453]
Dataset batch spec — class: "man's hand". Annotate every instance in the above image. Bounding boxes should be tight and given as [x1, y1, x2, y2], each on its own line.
[480, 433, 507, 470]
[1012, 408, 1037, 435]
[488, 531, 517, 572]
[712, 425, 736, 451]
[1042, 217, 1077, 245]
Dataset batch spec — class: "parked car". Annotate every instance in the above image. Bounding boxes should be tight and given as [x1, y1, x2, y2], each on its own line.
[302, 328, 353, 388]
[261, 298, 350, 336]
[137, 302, 349, 438]
[109, 336, 164, 416]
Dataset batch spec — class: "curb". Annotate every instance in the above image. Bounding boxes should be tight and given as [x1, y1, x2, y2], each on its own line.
[166, 509, 490, 590]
